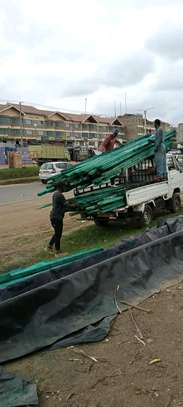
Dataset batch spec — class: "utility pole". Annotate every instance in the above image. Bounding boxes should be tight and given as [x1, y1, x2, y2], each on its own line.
[114, 101, 117, 118]
[84, 98, 87, 114]
[19, 101, 24, 147]
[124, 93, 127, 114]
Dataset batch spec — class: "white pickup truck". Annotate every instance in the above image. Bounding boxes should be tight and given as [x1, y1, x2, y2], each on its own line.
[93, 153, 183, 226]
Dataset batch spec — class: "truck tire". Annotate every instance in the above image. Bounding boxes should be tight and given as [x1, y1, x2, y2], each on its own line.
[139, 204, 153, 227]
[169, 192, 181, 213]
[94, 217, 109, 227]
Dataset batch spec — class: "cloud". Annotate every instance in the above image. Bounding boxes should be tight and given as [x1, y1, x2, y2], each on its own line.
[60, 51, 155, 97]
[153, 61, 183, 91]
[0, 0, 183, 124]
[147, 24, 183, 60]
[127, 0, 183, 7]
[102, 52, 155, 87]
[92, 86, 183, 125]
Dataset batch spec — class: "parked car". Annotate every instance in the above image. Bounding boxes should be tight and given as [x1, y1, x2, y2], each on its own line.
[39, 161, 73, 183]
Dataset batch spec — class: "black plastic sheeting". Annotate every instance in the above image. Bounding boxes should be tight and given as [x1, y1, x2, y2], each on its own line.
[1, 216, 183, 363]
[0, 367, 38, 406]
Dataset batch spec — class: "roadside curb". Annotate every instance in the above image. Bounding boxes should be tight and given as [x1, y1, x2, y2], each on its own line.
[0, 176, 39, 185]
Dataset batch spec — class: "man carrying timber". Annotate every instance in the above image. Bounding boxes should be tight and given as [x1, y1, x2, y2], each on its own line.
[99, 129, 121, 153]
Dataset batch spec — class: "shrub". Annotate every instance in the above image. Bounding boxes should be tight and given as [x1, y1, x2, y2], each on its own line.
[0, 166, 39, 180]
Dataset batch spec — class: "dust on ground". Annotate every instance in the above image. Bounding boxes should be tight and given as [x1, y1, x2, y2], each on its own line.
[7, 283, 183, 407]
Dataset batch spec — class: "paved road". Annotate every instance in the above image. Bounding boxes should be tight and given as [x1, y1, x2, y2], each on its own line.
[0, 182, 43, 205]
[0, 182, 73, 205]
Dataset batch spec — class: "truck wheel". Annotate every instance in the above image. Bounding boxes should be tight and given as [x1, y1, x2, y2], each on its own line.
[94, 218, 109, 227]
[169, 193, 181, 213]
[139, 205, 153, 227]
[41, 180, 47, 184]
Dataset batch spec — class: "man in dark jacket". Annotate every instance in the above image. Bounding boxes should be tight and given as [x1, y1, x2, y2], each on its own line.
[48, 182, 67, 253]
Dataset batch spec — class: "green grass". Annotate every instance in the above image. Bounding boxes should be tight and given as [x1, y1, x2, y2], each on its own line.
[0, 166, 39, 180]
[1, 209, 183, 274]
[62, 208, 183, 255]
[0, 221, 145, 273]
[62, 222, 143, 253]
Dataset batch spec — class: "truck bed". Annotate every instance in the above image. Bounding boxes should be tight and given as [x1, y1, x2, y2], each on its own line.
[126, 180, 169, 207]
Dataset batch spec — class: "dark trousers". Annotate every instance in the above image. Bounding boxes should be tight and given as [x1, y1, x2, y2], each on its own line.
[49, 217, 63, 251]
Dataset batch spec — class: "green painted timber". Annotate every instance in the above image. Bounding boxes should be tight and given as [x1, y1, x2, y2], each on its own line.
[38, 130, 175, 196]
[0, 248, 103, 289]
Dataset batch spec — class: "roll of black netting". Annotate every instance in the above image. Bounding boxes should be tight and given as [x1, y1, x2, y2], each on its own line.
[0, 224, 170, 302]
[1, 216, 183, 363]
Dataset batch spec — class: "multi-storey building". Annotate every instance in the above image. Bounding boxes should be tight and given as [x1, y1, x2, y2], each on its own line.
[0, 104, 172, 148]
[118, 114, 146, 140]
[0, 103, 126, 148]
[118, 113, 172, 140]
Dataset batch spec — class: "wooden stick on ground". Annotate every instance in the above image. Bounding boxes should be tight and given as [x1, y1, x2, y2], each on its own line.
[120, 300, 151, 313]
[134, 335, 146, 346]
[71, 348, 98, 363]
[129, 309, 143, 339]
[114, 284, 122, 314]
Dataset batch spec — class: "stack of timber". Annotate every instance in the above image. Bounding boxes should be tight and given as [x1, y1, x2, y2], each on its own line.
[38, 130, 176, 216]
[38, 130, 175, 196]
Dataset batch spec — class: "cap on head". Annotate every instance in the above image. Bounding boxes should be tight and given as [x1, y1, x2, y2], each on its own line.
[154, 119, 161, 128]
[112, 128, 119, 137]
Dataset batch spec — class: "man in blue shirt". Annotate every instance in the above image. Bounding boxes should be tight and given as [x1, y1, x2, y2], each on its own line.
[154, 119, 167, 179]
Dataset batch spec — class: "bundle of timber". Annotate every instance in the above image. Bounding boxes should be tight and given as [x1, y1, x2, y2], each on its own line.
[38, 130, 175, 197]
[69, 185, 126, 216]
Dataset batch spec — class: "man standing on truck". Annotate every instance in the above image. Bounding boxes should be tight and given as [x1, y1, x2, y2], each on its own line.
[154, 119, 167, 179]
[99, 129, 121, 153]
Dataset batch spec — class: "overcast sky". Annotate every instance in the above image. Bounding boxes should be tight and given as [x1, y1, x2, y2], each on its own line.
[0, 0, 183, 123]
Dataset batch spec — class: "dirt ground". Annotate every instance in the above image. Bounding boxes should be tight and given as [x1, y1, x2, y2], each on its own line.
[0, 195, 90, 268]
[6, 283, 183, 407]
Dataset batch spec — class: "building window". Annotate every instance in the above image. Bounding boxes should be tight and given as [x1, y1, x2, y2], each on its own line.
[0, 128, 8, 134]
[0, 116, 12, 124]
[88, 124, 97, 131]
[11, 118, 21, 126]
[55, 131, 63, 138]
[56, 122, 65, 129]
[46, 121, 55, 128]
[82, 123, 89, 130]
[25, 130, 33, 136]
[24, 119, 32, 125]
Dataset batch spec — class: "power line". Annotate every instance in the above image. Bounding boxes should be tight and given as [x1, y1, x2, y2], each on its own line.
[0, 98, 89, 115]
